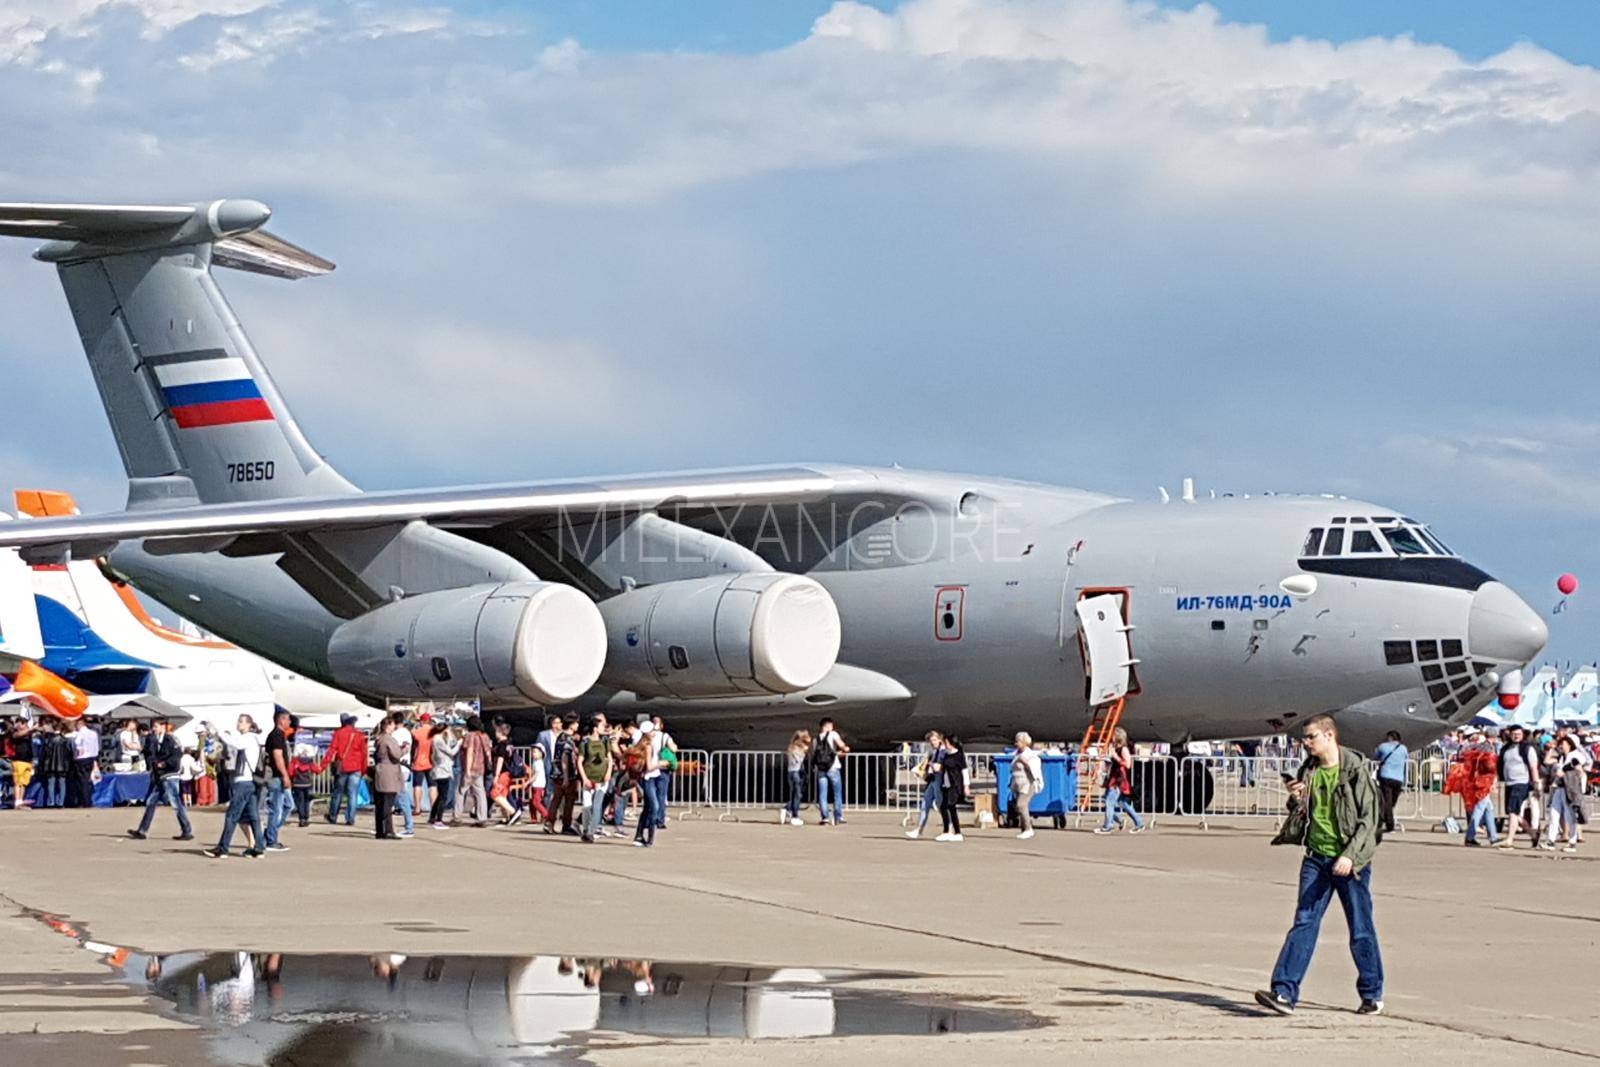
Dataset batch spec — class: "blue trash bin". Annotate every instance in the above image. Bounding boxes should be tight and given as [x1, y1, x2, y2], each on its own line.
[993, 752, 1076, 819]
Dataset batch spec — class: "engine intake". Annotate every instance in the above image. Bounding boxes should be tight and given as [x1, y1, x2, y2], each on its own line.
[599, 573, 841, 699]
[327, 581, 605, 705]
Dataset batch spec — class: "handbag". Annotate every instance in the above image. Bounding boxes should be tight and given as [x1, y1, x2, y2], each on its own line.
[1271, 800, 1308, 847]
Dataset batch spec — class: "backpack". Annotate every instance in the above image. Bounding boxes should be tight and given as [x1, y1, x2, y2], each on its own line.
[811, 735, 836, 773]
[506, 747, 528, 779]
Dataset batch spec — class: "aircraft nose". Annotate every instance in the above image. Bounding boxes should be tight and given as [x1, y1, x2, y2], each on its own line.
[1468, 581, 1547, 665]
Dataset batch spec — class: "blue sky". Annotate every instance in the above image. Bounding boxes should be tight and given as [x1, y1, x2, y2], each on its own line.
[0, 0, 1597, 666]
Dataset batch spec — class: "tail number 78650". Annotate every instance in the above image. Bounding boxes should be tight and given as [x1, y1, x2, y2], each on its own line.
[226, 461, 275, 483]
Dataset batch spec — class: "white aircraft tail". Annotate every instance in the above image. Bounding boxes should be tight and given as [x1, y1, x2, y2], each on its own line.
[0, 201, 354, 508]
[0, 514, 44, 664]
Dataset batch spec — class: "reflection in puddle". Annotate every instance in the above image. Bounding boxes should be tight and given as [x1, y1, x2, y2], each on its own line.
[87, 948, 1035, 1063]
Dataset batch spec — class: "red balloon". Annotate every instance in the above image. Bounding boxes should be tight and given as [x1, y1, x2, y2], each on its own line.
[1557, 573, 1579, 595]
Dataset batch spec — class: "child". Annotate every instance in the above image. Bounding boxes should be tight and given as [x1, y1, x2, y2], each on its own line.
[179, 747, 203, 807]
[527, 745, 548, 823]
[289, 745, 317, 828]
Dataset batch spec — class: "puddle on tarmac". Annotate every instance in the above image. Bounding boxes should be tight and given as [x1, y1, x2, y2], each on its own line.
[30, 911, 1040, 1064]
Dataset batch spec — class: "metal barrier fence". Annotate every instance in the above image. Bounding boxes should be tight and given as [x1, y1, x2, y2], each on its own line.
[281, 747, 1484, 831]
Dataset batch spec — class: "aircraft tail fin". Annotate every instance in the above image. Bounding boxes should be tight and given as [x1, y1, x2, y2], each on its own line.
[0, 199, 353, 508]
[0, 515, 45, 664]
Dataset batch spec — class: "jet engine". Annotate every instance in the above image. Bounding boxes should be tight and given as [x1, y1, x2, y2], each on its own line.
[598, 573, 841, 699]
[326, 582, 606, 705]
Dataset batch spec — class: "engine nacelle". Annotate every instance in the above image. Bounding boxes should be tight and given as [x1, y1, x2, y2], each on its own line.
[599, 573, 841, 699]
[327, 582, 606, 705]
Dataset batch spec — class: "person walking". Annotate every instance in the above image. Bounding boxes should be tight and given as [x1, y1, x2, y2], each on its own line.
[1457, 732, 1499, 848]
[1010, 732, 1044, 840]
[906, 731, 945, 839]
[1256, 713, 1383, 1017]
[411, 712, 434, 818]
[261, 709, 293, 853]
[813, 717, 850, 826]
[288, 744, 315, 826]
[1094, 728, 1146, 834]
[629, 724, 662, 848]
[428, 723, 461, 828]
[786, 729, 812, 827]
[1497, 725, 1542, 850]
[544, 720, 580, 835]
[203, 714, 265, 859]
[390, 711, 416, 838]
[579, 716, 613, 843]
[69, 717, 100, 808]
[935, 735, 970, 842]
[372, 717, 405, 840]
[456, 716, 492, 827]
[1541, 736, 1587, 853]
[489, 720, 523, 827]
[1372, 730, 1407, 837]
[318, 714, 367, 826]
[128, 716, 192, 841]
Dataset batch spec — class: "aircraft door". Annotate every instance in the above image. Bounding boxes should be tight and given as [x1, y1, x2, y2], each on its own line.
[1075, 592, 1138, 706]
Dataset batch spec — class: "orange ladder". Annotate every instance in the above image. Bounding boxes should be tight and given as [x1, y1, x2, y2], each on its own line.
[1076, 696, 1127, 813]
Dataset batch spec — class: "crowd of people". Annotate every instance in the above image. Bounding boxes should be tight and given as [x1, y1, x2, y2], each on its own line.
[1441, 723, 1597, 852]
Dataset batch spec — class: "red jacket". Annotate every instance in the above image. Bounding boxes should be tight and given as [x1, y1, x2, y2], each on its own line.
[1445, 749, 1498, 809]
[317, 725, 369, 774]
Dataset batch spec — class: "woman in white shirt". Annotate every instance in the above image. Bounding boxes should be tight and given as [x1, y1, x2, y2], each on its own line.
[118, 720, 142, 766]
[1010, 732, 1045, 840]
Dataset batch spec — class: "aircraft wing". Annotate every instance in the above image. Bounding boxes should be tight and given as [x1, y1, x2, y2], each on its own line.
[0, 466, 837, 560]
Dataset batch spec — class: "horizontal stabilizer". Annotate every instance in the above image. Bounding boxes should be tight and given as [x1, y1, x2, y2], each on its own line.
[0, 199, 334, 279]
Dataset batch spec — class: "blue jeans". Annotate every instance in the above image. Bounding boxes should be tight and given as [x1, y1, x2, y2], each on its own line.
[216, 780, 261, 855]
[396, 775, 414, 833]
[328, 771, 362, 824]
[786, 770, 807, 818]
[917, 778, 943, 830]
[651, 773, 670, 828]
[1102, 786, 1144, 830]
[817, 768, 844, 823]
[263, 778, 286, 846]
[635, 777, 660, 846]
[137, 776, 192, 837]
[1270, 854, 1384, 1005]
[1466, 796, 1497, 844]
[612, 776, 629, 829]
[582, 782, 608, 839]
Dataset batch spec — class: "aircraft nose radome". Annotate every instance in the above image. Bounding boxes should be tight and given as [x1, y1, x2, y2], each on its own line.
[1468, 582, 1548, 665]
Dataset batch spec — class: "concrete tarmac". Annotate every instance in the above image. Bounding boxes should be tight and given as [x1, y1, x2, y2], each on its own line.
[0, 805, 1594, 1064]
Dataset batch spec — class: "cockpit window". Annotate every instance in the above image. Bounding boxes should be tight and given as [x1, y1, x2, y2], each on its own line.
[1302, 528, 1324, 556]
[1421, 529, 1453, 556]
[1321, 528, 1345, 556]
[1349, 529, 1382, 553]
[1382, 526, 1430, 556]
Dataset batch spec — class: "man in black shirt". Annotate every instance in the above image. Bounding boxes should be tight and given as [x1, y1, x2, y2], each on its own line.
[128, 717, 192, 841]
[262, 709, 293, 853]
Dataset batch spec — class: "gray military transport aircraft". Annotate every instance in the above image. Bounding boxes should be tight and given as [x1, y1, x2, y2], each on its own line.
[0, 199, 1547, 755]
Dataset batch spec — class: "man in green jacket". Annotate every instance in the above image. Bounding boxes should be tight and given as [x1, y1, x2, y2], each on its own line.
[1256, 713, 1384, 1017]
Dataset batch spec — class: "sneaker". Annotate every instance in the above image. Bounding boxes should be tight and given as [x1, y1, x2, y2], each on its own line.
[1562, 844, 1578, 853]
[126, 829, 147, 840]
[398, 830, 414, 838]
[1495, 841, 1514, 850]
[1464, 839, 1482, 848]
[633, 840, 645, 847]
[1254, 990, 1294, 1016]
[1093, 826, 1117, 835]
[820, 819, 832, 827]
[600, 829, 615, 838]
[298, 820, 310, 828]
[906, 829, 921, 839]
[266, 843, 290, 852]
[242, 848, 264, 859]
[1130, 824, 1148, 835]
[506, 809, 524, 827]
[946, 833, 964, 842]
[173, 833, 194, 841]
[1016, 829, 1034, 840]
[934, 832, 955, 842]
[203, 848, 225, 859]
[835, 819, 847, 825]
[1357, 999, 1384, 1015]
[790, 818, 803, 827]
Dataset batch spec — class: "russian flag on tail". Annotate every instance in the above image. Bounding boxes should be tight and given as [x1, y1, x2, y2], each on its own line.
[151, 355, 275, 428]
